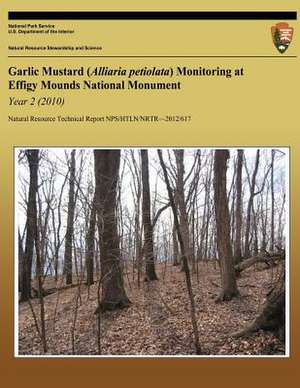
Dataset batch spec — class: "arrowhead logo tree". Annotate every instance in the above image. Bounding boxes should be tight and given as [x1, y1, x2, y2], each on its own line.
[271, 22, 294, 54]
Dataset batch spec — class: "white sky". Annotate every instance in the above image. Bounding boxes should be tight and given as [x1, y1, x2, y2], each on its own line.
[16, 147, 288, 255]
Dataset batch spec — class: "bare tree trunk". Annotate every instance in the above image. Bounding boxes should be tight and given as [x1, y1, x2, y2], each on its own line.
[252, 209, 259, 255]
[277, 193, 286, 249]
[172, 224, 179, 266]
[134, 186, 142, 287]
[35, 216, 47, 353]
[260, 187, 269, 251]
[51, 173, 68, 282]
[20, 150, 47, 351]
[141, 150, 158, 281]
[18, 230, 24, 290]
[20, 150, 39, 302]
[244, 150, 260, 258]
[64, 150, 76, 285]
[234, 150, 243, 263]
[270, 149, 275, 252]
[158, 150, 201, 355]
[95, 240, 100, 277]
[202, 156, 213, 260]
[126, 150, 142, 287]
[94, 150, 130, 312]
[214, 150, 239, 302]
[174, 150, 192, 271]
[85, 193, 96, 286]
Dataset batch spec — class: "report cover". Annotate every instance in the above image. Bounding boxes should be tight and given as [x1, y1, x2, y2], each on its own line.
[0, 0, 299, 387]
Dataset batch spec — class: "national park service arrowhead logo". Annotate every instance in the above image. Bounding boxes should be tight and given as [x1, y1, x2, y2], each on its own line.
[271, 22, 294, 53]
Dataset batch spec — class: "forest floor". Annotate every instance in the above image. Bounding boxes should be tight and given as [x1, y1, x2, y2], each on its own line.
[18, 261, 285, 356]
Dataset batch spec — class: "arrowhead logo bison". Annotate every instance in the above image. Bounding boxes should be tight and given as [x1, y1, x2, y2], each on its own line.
[271, 22, 294, 54]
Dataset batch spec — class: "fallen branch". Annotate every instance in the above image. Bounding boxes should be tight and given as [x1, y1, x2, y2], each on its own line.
[235, 254, 283, 275]
[31, 283, 78, 299]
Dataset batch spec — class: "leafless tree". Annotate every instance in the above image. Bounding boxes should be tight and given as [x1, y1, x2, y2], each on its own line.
[158, 149, 201, 355]
[94, 150, 130, 311]
[64, 150, 76, 284]
[20, 150, 39, 301]
[141, 149, 158, 281]
[85, 192, 96, 286]
[214, 150, 239, 301]
[234, 149, 244, 263]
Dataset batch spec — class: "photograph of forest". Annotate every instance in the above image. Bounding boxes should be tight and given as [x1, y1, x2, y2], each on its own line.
[16, 148, 288, 356]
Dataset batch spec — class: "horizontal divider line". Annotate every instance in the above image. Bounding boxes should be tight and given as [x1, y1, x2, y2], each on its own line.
[7, 55, 298, 58]
[8, 11, 297, 20]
